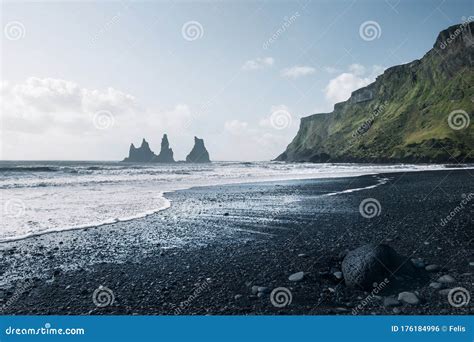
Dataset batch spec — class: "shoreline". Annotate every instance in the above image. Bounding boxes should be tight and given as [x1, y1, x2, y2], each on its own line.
[0, 169, 472, 315]
[1, 165, 473, 245]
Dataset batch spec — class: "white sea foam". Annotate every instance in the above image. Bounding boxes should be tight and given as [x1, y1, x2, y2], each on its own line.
[0, 161, 471, 242]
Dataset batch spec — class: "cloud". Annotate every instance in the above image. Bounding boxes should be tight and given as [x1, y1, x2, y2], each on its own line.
[324, 66, 341, 74]
[241, 57, 274, 71]
[0, 77, 139, 134]
[280, 65, 315, 79]
[224, 119, 249, 135]
[324, 65, 385, 104]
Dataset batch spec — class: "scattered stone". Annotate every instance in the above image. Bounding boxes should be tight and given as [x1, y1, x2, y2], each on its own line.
[288, 271, 305, 282]
[257, 292, 265, 298]
[469, 262, 474, 267]
[251, 286, 259, 295]
[438, 289, 451, 296]
[437, 275, 455, 283]
[397, 292, 420, 305]
[234, 294, 243, 300]
[223, 213, 229, 216]
[411, 258, 425, 269]
[257, 287, 270, 293]
[341, 244, 415, 290]
[425, 264, 440, 272]
[333, 271, 343, 280]
[429, 282, 443, 289]
[298, 253, 308, 258]
[383, 297, 401, 307]
[392, 307, 401, 314]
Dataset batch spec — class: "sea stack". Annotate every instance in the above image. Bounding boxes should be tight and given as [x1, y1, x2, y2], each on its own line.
[123, 138, 156, 162]
[154, 134, 175, 163]
[186, 136, 211, 163]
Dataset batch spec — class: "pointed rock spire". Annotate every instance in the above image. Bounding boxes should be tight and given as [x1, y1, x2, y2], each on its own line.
[123, 138, 156, 162]
[186, 136, 211, 163]
[154, 134, 175, 163]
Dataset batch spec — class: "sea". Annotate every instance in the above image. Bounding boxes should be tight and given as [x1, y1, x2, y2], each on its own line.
[0, 160, 468, 243]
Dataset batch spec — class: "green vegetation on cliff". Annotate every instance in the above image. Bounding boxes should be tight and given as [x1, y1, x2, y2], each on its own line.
[277, 22, 473, 163]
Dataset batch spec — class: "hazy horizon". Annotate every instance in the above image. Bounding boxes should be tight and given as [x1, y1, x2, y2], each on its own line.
[1, 0, 472, 161]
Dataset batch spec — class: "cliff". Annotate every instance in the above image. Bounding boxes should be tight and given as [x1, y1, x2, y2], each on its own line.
[276, 22, 474, 163]
[153, 134, 175, 163]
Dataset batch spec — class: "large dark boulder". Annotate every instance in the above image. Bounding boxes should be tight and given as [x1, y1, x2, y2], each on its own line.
[341, 244, 415, 290]
[186, 137, 210, 163]
[154, 134, 175, 163]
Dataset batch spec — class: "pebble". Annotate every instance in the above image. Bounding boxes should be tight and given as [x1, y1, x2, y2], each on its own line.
[437, 275, 455, 283]
[333, 271, 343, 280]
[383, 297, 401, 307]
[251, 286, 259, 295]
[411, 258, 425, 269]
[257, 287, 270, 293]
[297, 253, 308, 258]
[429, 282, 443, 289]
[392, 307, 401, 314]
[469, 262, 474, 267]
[425, 264, 440, 272]
[234, 294, 242, 300]
[438, 289, 451, 296]
[397, 292, 420, 305]
[288, 271, 305, 282]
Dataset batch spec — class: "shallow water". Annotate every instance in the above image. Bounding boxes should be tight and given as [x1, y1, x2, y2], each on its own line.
[0, 160, 469, 242]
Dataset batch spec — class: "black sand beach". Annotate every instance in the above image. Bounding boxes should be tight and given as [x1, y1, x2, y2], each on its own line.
[0, 169, 472, 315]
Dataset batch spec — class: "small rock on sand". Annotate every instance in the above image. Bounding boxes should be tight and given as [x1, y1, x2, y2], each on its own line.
[425, 264, 440, 272]
[298, 253, 308, 258]
[438, 289, 451, 296]
[437, 275, 455, 283]
[383, 297, 401, 307]
[234, 294, 243, 300]
[411, 258, 425, 269]
[398, 292, 420, 305]
[429, 282, 443, 289]
[289, 272, 305, 282]
[333, 271, 343, 280]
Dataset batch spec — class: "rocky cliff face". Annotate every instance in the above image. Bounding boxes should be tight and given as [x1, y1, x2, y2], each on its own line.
[277, 22, 474, 163]
[123, 138, 156, 162]
[154, 134, 175, 163]
[186, 137, 211, 163]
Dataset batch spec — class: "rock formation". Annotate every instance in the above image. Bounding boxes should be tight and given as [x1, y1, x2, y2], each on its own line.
[153, 134, 175, 163]
[276, 22, 474, 163]
[123, 138, 156, 162]
[186, 137, 211, 163]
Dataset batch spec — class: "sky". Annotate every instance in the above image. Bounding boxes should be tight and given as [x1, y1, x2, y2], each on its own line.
[1, 0, 472, 161]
